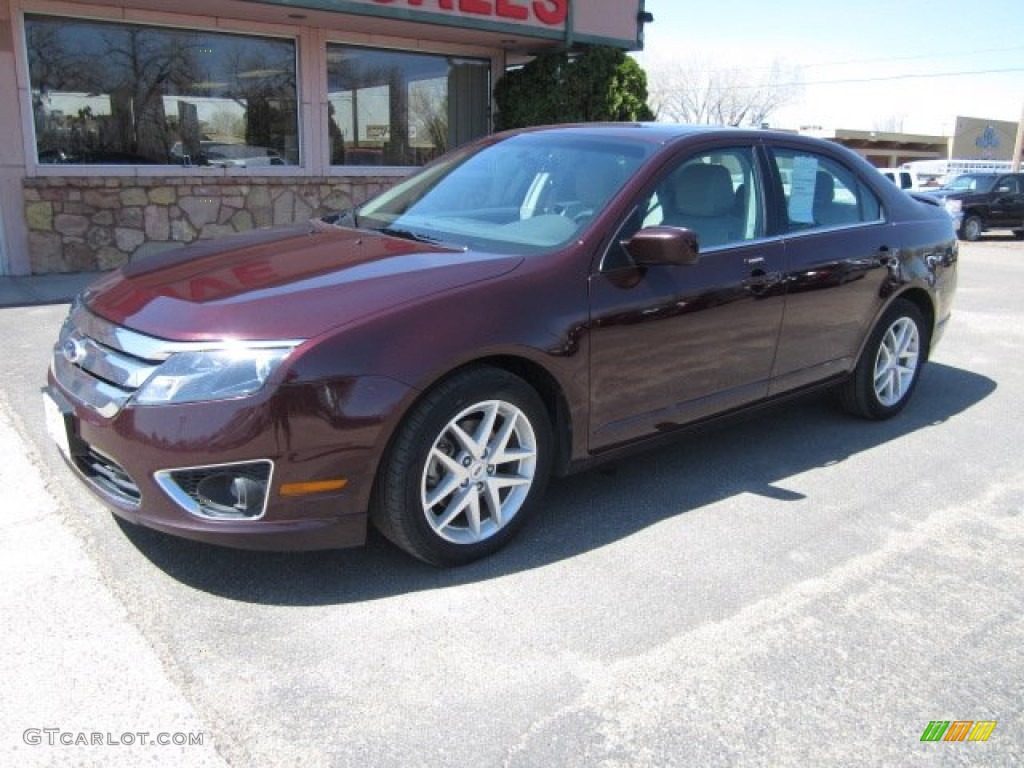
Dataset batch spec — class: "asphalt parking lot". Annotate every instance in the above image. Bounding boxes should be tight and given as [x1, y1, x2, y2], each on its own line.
[1, 238, 1021, 767]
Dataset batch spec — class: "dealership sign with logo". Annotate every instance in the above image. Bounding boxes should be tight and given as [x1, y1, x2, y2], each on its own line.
[950, 116, 1017, 161]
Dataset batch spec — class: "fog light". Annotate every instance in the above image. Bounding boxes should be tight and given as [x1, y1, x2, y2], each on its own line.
[155, 460, 273, 520]
[195, 473, 266, 518]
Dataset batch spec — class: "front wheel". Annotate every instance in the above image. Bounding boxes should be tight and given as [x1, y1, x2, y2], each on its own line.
[840, 299, 927, 420]
[372, 367, 553, 566]
[958, 215, 983, 241]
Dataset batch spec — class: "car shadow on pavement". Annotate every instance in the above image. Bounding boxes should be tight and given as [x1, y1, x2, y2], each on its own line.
[116, 361, 996, 604]
[973, 233, 1024, 243]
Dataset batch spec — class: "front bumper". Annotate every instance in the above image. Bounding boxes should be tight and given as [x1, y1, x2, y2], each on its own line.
[43, 371, 412, 552]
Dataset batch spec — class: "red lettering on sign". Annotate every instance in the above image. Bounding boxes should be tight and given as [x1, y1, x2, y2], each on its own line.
[371, 0, 564, 26]
[460, 0, 491, 15]
[532, 0, 567, 26]
[496, 0, 528, 21]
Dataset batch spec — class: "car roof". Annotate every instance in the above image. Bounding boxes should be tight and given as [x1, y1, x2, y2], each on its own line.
[497, 122, 819, 149]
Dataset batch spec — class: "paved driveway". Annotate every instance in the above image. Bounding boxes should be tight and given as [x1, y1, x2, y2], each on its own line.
[2, 239, 1021, 767]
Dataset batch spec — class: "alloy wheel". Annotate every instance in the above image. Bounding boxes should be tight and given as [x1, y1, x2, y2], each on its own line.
[873, 317, 920, 407]
[420, 399, 537, 544]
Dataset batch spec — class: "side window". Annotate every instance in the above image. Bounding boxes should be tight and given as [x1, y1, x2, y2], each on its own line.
[637, 146, 763, 249]
[995, 176, 1020, 194]
[770, 148, 882, 232]
[601, 146, 761, 271]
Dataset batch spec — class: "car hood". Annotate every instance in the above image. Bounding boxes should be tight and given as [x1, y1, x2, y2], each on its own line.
[83, 222, 523, 341]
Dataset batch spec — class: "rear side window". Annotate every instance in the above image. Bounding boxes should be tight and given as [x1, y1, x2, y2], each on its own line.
[770, 148, 882, 232]
[995, 176, 1021, 194]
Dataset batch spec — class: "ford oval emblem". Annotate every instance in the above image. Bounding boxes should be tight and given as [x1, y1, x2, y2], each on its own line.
[62, 338, 87, 365]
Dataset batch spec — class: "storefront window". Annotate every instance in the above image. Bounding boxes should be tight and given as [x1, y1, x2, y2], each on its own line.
[327, 45, 489, 167]
[25, 15, 299, 167]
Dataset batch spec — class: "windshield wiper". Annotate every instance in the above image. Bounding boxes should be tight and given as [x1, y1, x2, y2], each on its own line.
[380, 226, 445, 245]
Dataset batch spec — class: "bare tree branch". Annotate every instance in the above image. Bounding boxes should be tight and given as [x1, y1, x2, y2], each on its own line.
[647, 56, 803, 128]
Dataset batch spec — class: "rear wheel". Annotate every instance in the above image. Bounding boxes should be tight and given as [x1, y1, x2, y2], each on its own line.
[372, 367, 552, 566]
[959, 214, 983, 241]
[840, 299, 927, 420]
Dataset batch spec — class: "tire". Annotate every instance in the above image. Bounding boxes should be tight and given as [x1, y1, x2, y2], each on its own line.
[372, 367, 553, 566]
[958, 215, 983, 242]
[840, 299, 927, 420]
[1012, 229, 1024, 240]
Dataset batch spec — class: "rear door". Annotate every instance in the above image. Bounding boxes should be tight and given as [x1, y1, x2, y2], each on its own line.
[988, 175, 1024, 227]
[765, 143, 895, 393]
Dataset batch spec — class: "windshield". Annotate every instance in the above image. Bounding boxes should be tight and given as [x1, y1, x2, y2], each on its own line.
[351, 133, 656, 254]
[943, 174, 997, 192]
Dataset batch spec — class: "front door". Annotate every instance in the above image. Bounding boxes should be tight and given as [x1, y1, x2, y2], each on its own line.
[588, 144, 786, 452]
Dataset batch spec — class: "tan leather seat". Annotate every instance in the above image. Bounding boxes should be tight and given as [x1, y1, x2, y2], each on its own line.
[663, 163, 742, 247]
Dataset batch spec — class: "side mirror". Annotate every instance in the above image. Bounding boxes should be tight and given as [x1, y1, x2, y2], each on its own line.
[622, 226, 700, 267]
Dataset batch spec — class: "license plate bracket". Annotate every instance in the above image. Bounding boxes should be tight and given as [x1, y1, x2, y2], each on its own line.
[42, 390, 73, 460]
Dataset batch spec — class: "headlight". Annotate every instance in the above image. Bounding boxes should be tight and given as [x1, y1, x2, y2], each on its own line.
[944, 199, 962, 216]
[134, 344, 297, 405]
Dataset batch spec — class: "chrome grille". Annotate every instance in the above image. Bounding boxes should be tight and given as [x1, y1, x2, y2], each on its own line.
[50, 302, 304, 418]
[50, 304, 197, 418]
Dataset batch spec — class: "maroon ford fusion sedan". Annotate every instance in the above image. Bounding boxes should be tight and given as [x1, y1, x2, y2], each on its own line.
[44, 124, 958, 566]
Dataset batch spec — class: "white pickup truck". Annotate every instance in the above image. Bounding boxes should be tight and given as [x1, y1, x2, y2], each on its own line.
[878, 168, 927, 191]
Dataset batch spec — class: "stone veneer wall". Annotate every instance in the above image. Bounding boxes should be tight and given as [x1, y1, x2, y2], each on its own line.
[22, 175, 403, 274]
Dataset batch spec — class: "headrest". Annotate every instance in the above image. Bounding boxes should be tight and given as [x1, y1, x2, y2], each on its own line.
[814, 170, 835, 205]
[672, 163, 734, 217]
[575, 161, 622, 207]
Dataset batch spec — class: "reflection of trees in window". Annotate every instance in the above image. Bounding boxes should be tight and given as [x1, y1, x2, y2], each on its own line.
[218, 42, 298, 163]
[28, 21, 106, 160]
[100, 28, 199, 161]
[409, 80, 448, 156]
[384, 66, 410, 165]
[327, 45, 488, 167]
[328, 53, 396, 165]
[25, 15, 298, 166]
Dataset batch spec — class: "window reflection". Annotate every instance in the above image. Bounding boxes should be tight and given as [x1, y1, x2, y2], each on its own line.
[26, 15, 298, 166]
[327, 45, 489, 167]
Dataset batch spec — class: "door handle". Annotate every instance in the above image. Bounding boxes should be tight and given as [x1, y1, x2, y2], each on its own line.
[742, 269, 782, 292]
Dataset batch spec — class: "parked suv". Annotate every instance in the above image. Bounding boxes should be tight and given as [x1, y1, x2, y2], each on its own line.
[923, 172, 1024, 241]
